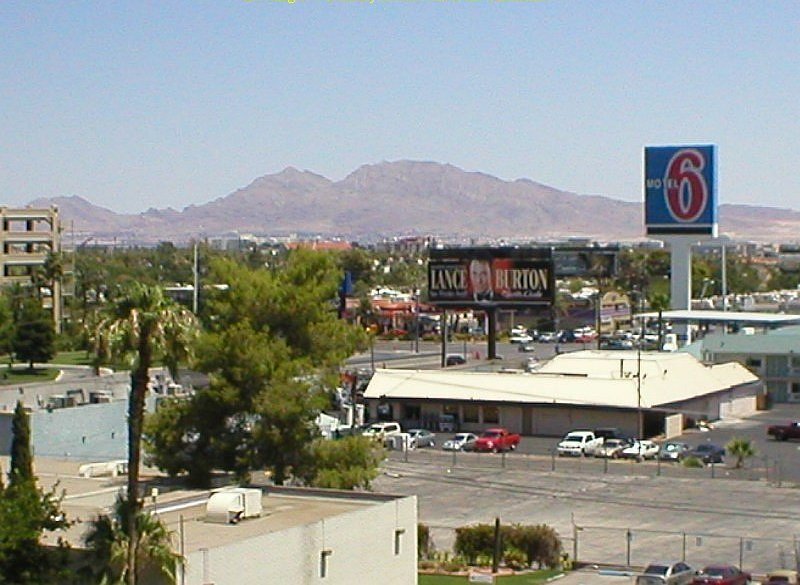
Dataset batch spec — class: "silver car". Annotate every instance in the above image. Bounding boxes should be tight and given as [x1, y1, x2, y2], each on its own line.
[407, 429, 436, 448]
[442, 433, 477, 451]
[637, 561, 695, 585]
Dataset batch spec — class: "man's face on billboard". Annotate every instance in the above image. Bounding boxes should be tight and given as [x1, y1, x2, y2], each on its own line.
[470, 260, 492, 293]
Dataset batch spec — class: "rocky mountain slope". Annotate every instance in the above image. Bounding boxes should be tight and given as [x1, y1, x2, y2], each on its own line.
[27, 161, 800, 244]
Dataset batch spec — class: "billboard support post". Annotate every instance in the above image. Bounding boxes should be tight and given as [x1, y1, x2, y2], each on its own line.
[488, 309, 497, 360]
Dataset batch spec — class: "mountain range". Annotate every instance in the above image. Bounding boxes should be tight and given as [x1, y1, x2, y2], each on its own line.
[27, 160, 800, 244]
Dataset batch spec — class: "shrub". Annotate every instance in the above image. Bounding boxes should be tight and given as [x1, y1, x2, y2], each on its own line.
[504, 523, 562, 568]
[418, 523, 434, 559]
[683, 456, 703, 468]
[503, 547, 529, 570]
[455, 523, 496, 564]
[441, 556, 468, 573]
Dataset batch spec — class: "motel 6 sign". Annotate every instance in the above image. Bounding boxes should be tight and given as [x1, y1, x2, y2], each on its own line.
[644, 145, 717, 236]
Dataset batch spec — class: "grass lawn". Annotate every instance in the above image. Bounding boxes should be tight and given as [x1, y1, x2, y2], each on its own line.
[52, 350, 96, 367]
[0, 366, 60, 385]
[419, 570, 563, 584]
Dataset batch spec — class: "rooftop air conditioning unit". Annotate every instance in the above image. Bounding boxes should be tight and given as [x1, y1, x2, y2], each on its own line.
[206, 487, 263, 524]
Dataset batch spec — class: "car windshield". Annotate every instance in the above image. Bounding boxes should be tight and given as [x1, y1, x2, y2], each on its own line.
[482, 431, 502, 438]
[606, 440, 624, 447]
[644, 566, 669, 576]
[700, 568, 727, 578]
[664, 443, 681, 451]
[695, 445, 711, 452]
[564, 434, 584, 442]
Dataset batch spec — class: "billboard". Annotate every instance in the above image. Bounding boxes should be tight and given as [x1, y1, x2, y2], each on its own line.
[552, 247, 618, 279]
[644, 145, 717, 236]
[428, 247, 554, 308]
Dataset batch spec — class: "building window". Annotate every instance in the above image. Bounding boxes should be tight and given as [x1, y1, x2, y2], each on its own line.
[792, 356, 800, 370]
[746, 357, 762, 369]
[792, 383, 800, 397]
[483, 405, 499, 424]
[463, 404, 479, 423]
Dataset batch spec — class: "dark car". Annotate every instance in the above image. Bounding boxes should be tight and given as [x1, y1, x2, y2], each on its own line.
[445, 354, 466, 366]
[687, 443, 725, 464]
[693, 565, 750, 585]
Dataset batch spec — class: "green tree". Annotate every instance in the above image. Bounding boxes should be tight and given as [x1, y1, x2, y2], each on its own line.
[726, 437, 756, 469]
[83, 495, 182, 585]
[145, 250, 367, 487]
[10, 401, 33, 485]
[0, 400, 71, 584]
[12, 299, 55, 369]
[303, 436, 382, 490]
[0, 293, 14, 357]
[93, 283, 198, 585]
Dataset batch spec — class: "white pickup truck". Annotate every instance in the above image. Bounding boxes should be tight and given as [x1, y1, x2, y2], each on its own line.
[557, 430, 602, 457]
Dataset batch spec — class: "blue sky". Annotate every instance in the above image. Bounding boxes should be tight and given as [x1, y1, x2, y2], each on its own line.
[1, 1, 798, 214]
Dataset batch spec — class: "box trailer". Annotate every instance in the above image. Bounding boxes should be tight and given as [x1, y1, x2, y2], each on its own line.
[206, 487, 263, 524]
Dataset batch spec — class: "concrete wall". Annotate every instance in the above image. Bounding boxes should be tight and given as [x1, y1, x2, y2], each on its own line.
[182, 495, 417, 585]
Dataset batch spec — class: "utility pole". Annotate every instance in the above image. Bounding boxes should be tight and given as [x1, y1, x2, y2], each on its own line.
[192, 241, 199, 315]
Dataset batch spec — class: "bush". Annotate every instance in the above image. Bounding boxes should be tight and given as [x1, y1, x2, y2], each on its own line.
[683, 456, 703, 468]
[454, 524, 496, 564]
[504, 523, 562, 569]
[418, 523, 434, 559]
[441, 556, 467, 573]
[454, 522, 563, 568]
[503, 547, 529, 570]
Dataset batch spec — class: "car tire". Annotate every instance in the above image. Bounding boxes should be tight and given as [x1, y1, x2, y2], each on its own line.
[510, 444, 516, 451]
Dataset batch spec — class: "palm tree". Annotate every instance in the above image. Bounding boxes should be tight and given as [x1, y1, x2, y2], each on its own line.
[726, 437, 756, 469]
[648, 292, 670, 350]
[93, 284, 198, 585]
[84, 495, 182, 584]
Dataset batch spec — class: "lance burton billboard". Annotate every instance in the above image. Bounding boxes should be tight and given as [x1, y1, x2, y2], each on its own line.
[428, 247, 554, 308]
[645, 145, 718, 236]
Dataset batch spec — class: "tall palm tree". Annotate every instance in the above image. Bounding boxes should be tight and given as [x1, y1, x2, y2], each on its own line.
[93, 284, 198, 585]
[84, 495, 182, 584]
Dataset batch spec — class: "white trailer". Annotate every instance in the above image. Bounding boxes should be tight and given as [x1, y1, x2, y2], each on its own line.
[206, 487, 263, 524]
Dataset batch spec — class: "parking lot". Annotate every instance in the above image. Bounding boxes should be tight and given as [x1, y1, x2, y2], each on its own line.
[374, 406, 800, 575]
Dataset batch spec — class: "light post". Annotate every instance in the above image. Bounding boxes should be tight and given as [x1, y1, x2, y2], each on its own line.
[414, 289, 420, 354]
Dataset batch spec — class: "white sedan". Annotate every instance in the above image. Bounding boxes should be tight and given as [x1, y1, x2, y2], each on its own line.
[442, 433, 478, 451]
[620, 440, 660, 461]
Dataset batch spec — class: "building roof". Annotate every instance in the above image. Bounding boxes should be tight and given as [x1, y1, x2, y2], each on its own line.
[364, 350, 757, 410]
[693, 332, 800, 355]
[639, 309, 800, 325]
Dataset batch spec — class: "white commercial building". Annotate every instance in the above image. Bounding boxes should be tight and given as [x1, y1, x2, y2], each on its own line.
[364, 350, 758, 439]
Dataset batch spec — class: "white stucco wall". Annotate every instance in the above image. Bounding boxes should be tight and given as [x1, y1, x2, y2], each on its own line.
[182, 495, 417, 585]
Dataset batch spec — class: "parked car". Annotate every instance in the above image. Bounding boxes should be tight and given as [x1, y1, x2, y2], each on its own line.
[692, 565, 750, 585]
[686, 443, 725, 464]
[592, 438, 629, 458]
[636, 561, 695, 585]
[765, 570, 800, 585]
[557, 430, 602, 457]
[767, 420, 800, 441]
[537, 331, 559, 343]
[509, 333, 534, 344]
[659, 441, 691, 461]
[445, 354, 466, 366]
[518, 343, 536, 353]
[442, 432, 478, 451]
[594, 427, 632, 443]
[362, 422, 402, 441]
[620, 440, 660, 461]
[407, 429, 436, 448]
[473, 428, 521, 453]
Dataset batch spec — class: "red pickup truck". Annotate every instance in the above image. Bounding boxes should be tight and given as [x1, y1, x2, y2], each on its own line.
[767, 421, 800, 441]
[473, 428, 521, 453]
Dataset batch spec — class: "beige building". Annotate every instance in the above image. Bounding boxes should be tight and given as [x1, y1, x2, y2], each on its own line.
[0, 205, 63, 328]
[365, 350, 759, 439]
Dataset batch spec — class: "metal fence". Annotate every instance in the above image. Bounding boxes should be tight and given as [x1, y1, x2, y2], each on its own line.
[574, 524, 799, 574]
[386, 447, 788, 487]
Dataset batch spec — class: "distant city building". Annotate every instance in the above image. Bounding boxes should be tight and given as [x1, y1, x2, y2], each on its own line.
[0, 205, 64, 329]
